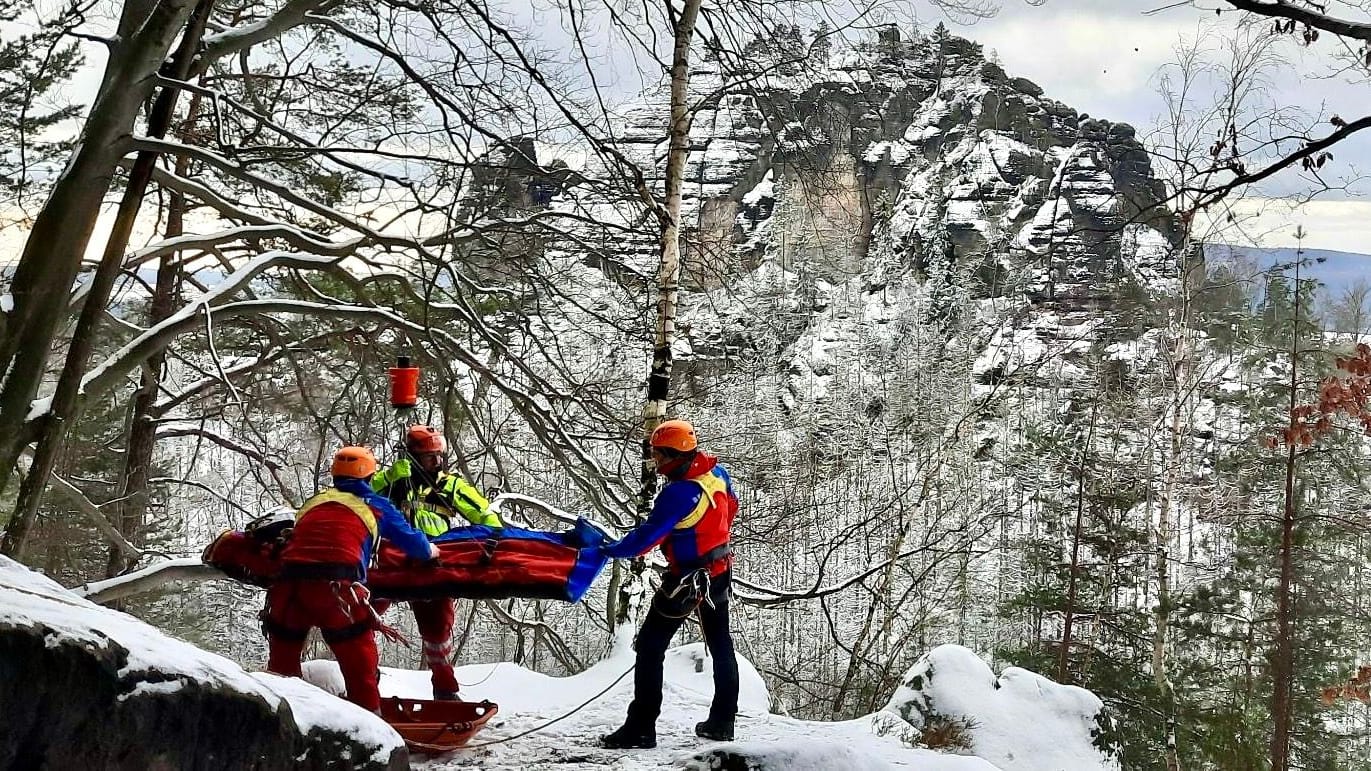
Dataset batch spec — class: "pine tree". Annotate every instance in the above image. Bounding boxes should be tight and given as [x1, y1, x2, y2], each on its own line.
[1172, 267, 1357, 769]
[0, 1, 83, 206]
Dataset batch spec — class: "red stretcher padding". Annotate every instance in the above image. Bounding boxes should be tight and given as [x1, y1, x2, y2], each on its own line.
[202, 520, 608, 603]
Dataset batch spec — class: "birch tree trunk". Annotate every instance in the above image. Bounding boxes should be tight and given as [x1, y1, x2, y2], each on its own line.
[1154, 241, 1195, 771]
[640, 0, 703, 496]
[612, 0, 703, 631]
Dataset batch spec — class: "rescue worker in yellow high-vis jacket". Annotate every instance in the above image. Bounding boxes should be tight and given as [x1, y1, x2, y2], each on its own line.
[371, 425, 502, 699]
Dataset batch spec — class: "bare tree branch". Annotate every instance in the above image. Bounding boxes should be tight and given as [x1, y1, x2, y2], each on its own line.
[1225, 0, 1371, 41]
[75, 557, 224, 605]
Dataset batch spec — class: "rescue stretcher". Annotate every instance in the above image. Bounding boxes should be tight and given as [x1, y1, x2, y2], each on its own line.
[201, 516, 610, 602]
[201, 513, 610, 752]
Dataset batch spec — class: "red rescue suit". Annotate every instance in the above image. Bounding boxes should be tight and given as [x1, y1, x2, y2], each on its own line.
[262, 482, 430, 711]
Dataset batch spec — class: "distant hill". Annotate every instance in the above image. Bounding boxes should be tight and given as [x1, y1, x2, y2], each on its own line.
[1205, 243, 1371, 296]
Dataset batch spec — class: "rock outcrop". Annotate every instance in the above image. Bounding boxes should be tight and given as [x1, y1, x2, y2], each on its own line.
[0, 557, 406, 771]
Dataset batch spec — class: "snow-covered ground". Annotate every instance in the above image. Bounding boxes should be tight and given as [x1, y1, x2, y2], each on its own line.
[0, 556, 404, 764]
[303, 640, 996, 770]
[305, 638, 1114, 770]
[5, 555, 1114, 770]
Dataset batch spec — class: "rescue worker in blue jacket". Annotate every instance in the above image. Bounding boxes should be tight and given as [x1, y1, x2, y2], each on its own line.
[262, 446, 437, 712]
[600, 419, 740, 749]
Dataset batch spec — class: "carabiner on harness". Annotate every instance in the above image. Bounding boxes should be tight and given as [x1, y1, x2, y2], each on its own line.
[660, 568, 714, 618]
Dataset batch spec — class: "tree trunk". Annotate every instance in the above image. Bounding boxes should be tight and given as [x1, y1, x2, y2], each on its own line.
[616, 0, 702, 631]
[2, 0, 211, 560]
[1058, 397, 1098, 685]
[105, 108, 198, 577]
[1270, 252, 1304, 771]
[0, 0, 197, 502]
[638, 0, 703, 502]
[1271, 434, 1297, 771]
[1155, 241, 1195, 771]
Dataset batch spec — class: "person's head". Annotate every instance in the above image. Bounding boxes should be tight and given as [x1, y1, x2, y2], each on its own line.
[331, 446, 378, 482]
[649, 419, 697, 479]
[405, 424, 448, 475]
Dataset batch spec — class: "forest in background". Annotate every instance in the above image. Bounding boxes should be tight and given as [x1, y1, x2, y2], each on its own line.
[5, 2, 1371, 770]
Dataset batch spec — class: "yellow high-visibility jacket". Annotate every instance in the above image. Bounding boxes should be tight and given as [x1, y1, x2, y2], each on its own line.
[372, 459, 501, 537]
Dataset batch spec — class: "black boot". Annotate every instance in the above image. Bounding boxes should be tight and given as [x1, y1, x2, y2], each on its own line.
[432, 688, 460, 701]
[694, 718, 734, 741]
[600, 722, 656, 749]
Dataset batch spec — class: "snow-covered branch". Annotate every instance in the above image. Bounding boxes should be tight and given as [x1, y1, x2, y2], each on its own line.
[64, 250, 353, 414]
[153, 328, 342, 417]
[74, 557, 223, 605]
[155, 423, 285, 470]
[129, 136, 421, 249]
[47, 473, 143, 562]
[489, 492, 617, 536]
[126, 224, 364, 271]
[196, 0, 340, 71]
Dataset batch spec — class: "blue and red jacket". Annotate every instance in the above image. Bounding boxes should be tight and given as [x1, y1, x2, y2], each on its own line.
[280, 476, 433, 580]
[603, 452, 738, 576]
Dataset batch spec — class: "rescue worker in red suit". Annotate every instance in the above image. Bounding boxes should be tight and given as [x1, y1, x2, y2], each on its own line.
[262, 446, 438, 712]
[371, 425, 502, 700]
[600, 419, 739, 749]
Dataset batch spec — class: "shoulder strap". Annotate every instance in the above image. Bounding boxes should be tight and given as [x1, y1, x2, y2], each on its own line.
[674, 472, 729, 530]
[297, 489, 380, 549]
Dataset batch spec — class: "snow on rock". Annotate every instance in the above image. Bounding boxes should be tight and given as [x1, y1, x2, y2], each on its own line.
[0, 556, 405, 770]
[254, 671, 407, 755]
[742, 169, 776, 207]
[882, 644, 1119, 771]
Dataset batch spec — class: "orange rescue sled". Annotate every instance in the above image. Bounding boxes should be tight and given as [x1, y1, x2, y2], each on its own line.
[380, 697, 499, 754]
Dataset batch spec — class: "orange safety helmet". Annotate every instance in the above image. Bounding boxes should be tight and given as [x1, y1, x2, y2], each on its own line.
[331, 446, 379, 479]
[405, 424, 447, 455]
[650, 419, 697, 453]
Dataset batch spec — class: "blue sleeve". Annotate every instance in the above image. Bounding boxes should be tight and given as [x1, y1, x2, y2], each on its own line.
[336, 477, 433, 560]
[602, 481, 702, 559]
[716, 464, 736, 498]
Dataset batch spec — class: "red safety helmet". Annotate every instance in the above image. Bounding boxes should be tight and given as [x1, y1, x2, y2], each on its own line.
[405, 425, 447, 455]
[331, 446, 378, 479]
[650, 419, 697, 453]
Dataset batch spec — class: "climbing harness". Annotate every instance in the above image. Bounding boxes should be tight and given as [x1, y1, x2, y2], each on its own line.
[658, 567, 715, 619]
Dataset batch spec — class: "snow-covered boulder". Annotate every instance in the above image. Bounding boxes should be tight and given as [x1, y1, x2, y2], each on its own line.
[881, 644, 1119, 771]
[0, 556, 405, 770]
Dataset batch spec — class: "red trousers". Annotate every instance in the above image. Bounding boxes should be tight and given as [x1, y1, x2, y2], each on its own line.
[412, 598, 459, 694]
[264, 579, 380, 711]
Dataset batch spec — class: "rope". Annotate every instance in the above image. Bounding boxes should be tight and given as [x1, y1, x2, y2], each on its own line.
[460, 665, 635, 749]
[460, 662, 502, 688]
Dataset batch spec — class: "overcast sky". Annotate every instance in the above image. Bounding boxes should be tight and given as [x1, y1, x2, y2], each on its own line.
[9, 0, 1370, 259]
[936, 0, 1371, 254]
